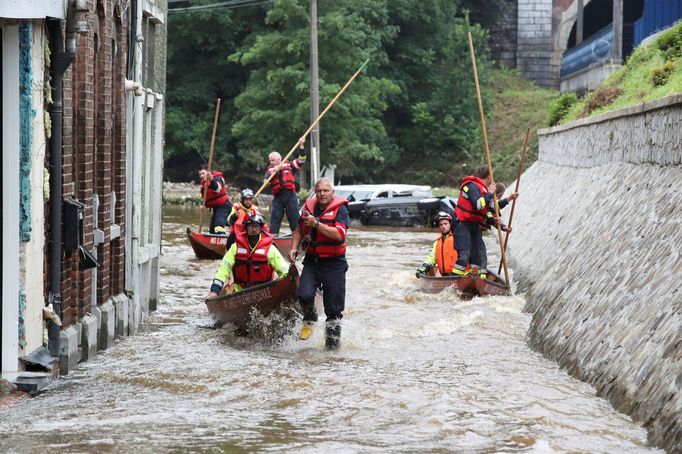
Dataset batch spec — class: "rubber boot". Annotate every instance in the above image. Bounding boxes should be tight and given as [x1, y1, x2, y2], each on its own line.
[299, 321, 314, 340]
[325, 320, 341, 350]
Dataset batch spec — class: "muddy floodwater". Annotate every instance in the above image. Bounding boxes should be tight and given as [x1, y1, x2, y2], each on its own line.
[0, 205, 661, 453]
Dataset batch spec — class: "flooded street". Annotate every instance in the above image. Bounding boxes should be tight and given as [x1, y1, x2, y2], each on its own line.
[0, 205, 659, 453]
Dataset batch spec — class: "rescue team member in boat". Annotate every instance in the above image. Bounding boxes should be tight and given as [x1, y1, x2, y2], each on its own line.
[290, 178, 349, 350]
[224, 188, 267, 250]
[198, 165, 232, 235]
[487, 182, 518, 215]
[452, 165, 504, 276]
[206, 214, 289, 298]
[416, 212, 458, 277]
[264, 138, 306, 235]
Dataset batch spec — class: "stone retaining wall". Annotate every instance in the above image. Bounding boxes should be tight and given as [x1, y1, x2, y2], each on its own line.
[507, 94, 681, 452]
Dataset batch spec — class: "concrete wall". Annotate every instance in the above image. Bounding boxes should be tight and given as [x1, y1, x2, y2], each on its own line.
[508, 94, 681, 452]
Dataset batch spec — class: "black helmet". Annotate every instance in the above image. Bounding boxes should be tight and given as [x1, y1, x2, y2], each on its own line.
[241, 188, 254, 200]
[244, 213, 265, 227]
[434, 211, 452, 223]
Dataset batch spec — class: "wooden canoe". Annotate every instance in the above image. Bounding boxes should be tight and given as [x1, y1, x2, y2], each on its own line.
[205, 264, 299, 333]
[186, 227, 293, 260]
[417, 268, 508, 298]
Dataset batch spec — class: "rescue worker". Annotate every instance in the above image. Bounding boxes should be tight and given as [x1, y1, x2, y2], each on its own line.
[289, 178, 349, 350]
[416, 212, 458, 277]
[264, 138, 306, 235]
[224, 188, 267, 251]
[198, 165, 232, 234]
[452, 165, 503, 276]
[206, 214, 289, 298]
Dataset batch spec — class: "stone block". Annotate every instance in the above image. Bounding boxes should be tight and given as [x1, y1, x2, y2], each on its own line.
[59, 326, 79, 375]
[128, 297, 140, 336]
[99, 300, 116, 350]
[79, 312, 99, 362]
[114, 293, 128, 337]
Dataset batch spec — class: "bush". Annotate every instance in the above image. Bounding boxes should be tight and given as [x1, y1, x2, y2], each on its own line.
[582, 86, 623, 116]
[547, 92, 578, 126]
[656, 22, 682, 61]
[651, 61, 677, 87]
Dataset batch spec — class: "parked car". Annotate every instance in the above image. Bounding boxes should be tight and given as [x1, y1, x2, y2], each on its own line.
[309, 184, 455, 227]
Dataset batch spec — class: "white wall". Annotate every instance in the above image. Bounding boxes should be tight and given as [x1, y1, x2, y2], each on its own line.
[2, 26, 21, 373]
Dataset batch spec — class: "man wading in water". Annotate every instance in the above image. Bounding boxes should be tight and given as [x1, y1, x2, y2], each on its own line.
[290, 178, 349, 350]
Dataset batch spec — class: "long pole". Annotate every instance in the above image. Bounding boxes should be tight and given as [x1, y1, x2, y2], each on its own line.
[466, 19, 511, 289]
[310, 0, 321, 186]
[198, 98, 222, 233]
[498, 128, 530, 274]
[254, 58, 369, 198]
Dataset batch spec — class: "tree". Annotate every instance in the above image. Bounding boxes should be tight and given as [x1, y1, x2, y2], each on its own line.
[229, 0, 400, 184]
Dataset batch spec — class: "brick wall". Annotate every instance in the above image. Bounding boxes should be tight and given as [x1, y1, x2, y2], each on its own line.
[517, 0, 556, 87]
[489, 0, 518, 69]
[54, 0, 128, 328]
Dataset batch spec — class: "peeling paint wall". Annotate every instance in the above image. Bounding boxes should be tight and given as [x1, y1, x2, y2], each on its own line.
[19, 23, 34, 242]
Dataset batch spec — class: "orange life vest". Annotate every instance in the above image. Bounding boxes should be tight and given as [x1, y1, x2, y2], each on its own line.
[435, 233, 458, 275]
[301, 196, 348, 258]
[233, 232, 274, 287]
[201, 171, 230, 208]
[267, 161, 297, 195]
[454, 176, 489, 223]
[228, 206, 266, 235]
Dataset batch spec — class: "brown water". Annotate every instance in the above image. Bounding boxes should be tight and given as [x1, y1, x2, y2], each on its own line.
[0, 205, 660, 453]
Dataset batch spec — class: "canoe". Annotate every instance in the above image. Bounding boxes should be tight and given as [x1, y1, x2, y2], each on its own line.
[186, 227, 293, 260]
[417, 268, 508, 297]
[205, 264, 299, 333]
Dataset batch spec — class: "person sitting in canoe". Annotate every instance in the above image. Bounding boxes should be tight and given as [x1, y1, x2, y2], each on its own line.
[206, 214, 289, 298]
[224, 188, 268, 250]
[416, 211, 458, 277]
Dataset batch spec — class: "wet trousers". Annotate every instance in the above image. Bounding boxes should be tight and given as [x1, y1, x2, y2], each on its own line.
[454, 221, 488, 269]
[269, 190, 300, 235]
[298, 255, 348, 322]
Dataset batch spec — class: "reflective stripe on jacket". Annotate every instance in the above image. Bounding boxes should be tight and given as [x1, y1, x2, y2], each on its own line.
[233, 232, 274, 287]
[301, 196, 348, 258]
[266, 162, 297, 195]
[454, 176, 489, 223]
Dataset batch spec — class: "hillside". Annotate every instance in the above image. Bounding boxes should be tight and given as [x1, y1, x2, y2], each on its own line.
[553, 22, 682, 126]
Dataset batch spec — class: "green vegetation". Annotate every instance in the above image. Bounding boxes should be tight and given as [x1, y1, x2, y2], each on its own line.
[486, 69, 557, 183]
[166, 0, 550, 188]
[548, 92, 577, 126]
[560, 22, 682, 124]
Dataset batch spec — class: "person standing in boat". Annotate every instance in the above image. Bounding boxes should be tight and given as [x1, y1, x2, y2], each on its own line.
[290, 178, 349, 350]
[206, 214, 289, 298]
[198, 165, 232, 235]
[264, 138, 306, 235]
[452, 165, 503, 276]
[416, 211, 458, 277]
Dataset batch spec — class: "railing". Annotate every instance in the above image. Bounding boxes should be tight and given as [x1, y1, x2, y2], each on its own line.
[633, 0, 682, 47]
[561, 24, 613, 78]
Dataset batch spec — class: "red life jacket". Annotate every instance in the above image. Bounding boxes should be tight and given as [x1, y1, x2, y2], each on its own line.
[201, 171, 230, 208]
[301, 196, 348, 258]
[435, 233, 458, 275]
[228, 206, 262, 235]
[454, 176, 489, 223]
[267, 161, 297, 196]
[233, 232, 274, 288]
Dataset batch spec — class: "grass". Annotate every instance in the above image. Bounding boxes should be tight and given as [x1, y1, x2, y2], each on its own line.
[560, 21, 682, 124]
[485, 68, 558, 184]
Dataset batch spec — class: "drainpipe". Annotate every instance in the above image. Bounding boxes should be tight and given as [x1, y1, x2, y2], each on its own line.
[47, 2, 84, 356]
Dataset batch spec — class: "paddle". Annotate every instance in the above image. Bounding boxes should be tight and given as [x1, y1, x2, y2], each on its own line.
[199, 98, 222, 233]
[253, 58, 370, 200]
[498, 128, 530, 275]
[465, 15, 511, 289]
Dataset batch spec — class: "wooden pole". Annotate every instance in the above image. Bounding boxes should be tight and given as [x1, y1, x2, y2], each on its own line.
[466, 19, 511, 289]
[198, 98, 222, 233]
[498, 128, 530, 274]
[253, 58, 370, 199]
